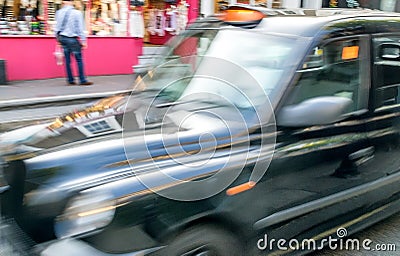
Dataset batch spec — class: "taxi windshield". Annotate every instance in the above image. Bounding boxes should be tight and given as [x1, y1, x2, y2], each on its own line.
[138, 28, 309, 108]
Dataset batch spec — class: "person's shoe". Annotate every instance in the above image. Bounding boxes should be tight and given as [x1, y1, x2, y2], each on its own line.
[80, 81, 93, 86]
[67, 82, 77, 86]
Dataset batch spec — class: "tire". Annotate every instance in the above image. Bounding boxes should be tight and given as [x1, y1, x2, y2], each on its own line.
[164, 224, 244, 256]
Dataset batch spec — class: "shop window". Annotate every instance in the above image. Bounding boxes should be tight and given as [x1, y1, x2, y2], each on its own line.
[0, 0, 194, 37]
[89, 0, 130, 36]
[0, 0, 46, 35]
[322, 0, 360, 8]
[0, 0, 131, 36]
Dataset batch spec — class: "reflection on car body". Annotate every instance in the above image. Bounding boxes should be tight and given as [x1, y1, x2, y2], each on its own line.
[1, 4, 400, 256]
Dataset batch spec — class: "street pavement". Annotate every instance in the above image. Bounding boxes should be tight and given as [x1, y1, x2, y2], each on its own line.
[0, 75, 138, 131]
[0, 75, 137, 108]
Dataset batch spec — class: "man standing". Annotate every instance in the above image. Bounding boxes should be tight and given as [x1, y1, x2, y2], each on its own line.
[55, 0, 93, 86]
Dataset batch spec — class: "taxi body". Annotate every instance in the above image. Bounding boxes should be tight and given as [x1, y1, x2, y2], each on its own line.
[1, 5, 400, 256]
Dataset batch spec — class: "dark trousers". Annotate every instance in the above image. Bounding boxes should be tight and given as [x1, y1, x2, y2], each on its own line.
[59, 36, 88, 84]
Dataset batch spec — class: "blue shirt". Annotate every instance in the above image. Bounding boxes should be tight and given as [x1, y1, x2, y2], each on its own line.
[55, 6, 86, 43]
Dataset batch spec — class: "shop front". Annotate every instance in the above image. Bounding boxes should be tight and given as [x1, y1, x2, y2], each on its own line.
[322, 0, 400, 11]
[142, 0, 197, 45]
[0, 0, 197, 81]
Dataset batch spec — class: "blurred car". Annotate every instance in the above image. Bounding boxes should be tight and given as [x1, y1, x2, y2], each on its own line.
[1, 5, 400, 256]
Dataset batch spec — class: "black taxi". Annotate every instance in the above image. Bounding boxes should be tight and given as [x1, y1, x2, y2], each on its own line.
[1, 5, 400, 256]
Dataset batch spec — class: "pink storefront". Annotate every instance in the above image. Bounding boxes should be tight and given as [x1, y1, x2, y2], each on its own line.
[0, 0, 198, 81]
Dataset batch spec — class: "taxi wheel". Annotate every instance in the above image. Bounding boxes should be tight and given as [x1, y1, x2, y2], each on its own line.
[165, 224, 244, 256]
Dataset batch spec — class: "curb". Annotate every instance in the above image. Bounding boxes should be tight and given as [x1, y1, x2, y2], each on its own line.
[0, 89, 132, 109]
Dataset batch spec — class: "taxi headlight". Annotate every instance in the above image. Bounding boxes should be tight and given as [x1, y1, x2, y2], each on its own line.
[55, 190, 116, 239]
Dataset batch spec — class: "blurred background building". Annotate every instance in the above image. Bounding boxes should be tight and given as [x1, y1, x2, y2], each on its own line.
[0, 0, 198, 81]
[1, 0, 400, 82]
[200, 0, 400, 16]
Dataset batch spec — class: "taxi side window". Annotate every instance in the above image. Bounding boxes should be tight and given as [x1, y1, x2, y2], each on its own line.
[285, 38, 366, 113]
[373, 36, 400, 109]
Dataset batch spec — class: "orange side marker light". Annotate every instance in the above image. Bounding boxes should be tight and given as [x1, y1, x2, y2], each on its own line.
[226, 181, 256, 196]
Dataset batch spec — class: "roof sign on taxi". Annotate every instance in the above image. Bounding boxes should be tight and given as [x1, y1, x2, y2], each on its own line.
[220, 6, 266, 28]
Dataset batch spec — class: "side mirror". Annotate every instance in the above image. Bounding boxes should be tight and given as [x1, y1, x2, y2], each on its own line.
[379, 43, 400, 61]
[277, 96, 353, 127]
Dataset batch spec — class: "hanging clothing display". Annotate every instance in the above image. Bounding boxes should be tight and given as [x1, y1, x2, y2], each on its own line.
[147, 7, 156, 35]
[153, 9, 165, 36]
[176, 0, 188, 34]
[146, 0, 189, 40]
[129, 10, 144, 37]
[164, 7, 177, 34]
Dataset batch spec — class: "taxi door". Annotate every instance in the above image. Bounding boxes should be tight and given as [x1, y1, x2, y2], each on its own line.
[250, 34, 377, 249]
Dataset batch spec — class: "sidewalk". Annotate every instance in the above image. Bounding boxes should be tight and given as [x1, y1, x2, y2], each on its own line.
[0, 75, 137, 107]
